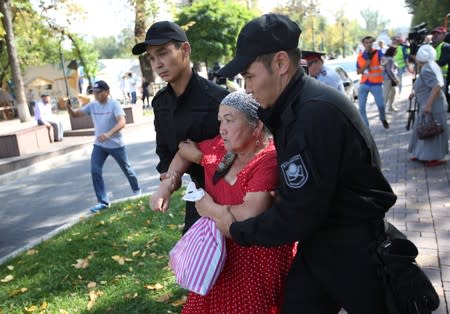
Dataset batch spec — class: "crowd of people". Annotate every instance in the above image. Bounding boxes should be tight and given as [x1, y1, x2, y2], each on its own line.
[24, 12, 447, 313]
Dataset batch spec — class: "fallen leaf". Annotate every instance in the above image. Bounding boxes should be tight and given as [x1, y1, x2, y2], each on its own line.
[87, 300, 95, 310]
[89, 290, 99, 302]
[168, 224, 177, 230]
[171, 297, 186, 306]
[155, 292, 173, 302]
[26, 249, 38, 256]
[1, 274, 13, 282]
[132, 250, 140, 257]
[144, 283, 164, 290]
[112, 255, 125, 265]
[72, 258, 89, 269]
[24, 305, 37, 312]
[59, 310, 69, 314]
[8, 287, 28, 296]
[87, 282, 96, 289]
[40, 301, 48, 309]
[7, 265, 14, 271]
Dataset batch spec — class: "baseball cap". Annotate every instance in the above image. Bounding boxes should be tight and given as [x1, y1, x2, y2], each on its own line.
[92, 80, 110, 92]
[217, 14, 301, 78]
[431, 26, 447, 34]
[132, 21, 188, 55]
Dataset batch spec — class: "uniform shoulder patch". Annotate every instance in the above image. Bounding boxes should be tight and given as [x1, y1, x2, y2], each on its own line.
[280, 154, 309, 189]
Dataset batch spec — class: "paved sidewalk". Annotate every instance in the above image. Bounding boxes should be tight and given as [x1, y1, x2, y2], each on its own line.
[367, 84, 449, 313]
[0, 85, 449, 312]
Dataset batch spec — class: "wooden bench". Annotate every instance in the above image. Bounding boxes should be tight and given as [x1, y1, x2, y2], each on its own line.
[0, 125, 51, 158]
[0, 106, 17, 121]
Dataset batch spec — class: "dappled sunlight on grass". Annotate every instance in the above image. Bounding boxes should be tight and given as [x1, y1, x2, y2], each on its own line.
[0, 192, 187, 313]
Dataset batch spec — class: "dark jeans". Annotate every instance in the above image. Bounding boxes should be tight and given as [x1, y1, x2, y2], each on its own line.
[90, 144, 140, 205]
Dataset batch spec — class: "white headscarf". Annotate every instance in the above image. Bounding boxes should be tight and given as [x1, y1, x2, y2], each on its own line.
[416, 44, 436, 63]
[416, 44, 444, 87]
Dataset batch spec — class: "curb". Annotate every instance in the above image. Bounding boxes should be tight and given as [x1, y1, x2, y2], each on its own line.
[0, 193, 149, 265]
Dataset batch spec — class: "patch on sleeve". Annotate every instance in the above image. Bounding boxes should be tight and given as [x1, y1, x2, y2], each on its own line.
[280, 154, 309, 189]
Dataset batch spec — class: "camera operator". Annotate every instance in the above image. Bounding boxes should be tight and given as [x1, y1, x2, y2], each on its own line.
[431, 26, 450, 111]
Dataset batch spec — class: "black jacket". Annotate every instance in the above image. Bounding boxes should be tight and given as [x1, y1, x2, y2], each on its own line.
[230, 69, 397, 246]
[152, 71, 228, 183]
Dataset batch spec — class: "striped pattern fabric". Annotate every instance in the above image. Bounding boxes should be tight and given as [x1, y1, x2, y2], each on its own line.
[169, 217, 227, 296]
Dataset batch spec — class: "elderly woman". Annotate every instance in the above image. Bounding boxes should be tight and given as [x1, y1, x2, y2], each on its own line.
[408, 45, 448, 167]
[151, 91, 294, 313]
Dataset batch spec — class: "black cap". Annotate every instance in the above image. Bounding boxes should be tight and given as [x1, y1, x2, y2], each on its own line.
[132, 21, 188, 55]
[92, 80, 110, 92]
[41, 93, 49, 97]
[301, 50, 326, 62]
[217, 14, 301, 78]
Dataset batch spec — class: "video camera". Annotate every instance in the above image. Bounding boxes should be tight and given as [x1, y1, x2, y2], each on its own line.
[407, 22, 428, 55]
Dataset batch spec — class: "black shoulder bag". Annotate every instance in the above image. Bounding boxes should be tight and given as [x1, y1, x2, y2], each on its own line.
[377, 223, 440, 314]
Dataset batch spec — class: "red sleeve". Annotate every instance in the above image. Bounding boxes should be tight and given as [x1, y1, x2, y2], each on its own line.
[198, 135, 225, 173]
[245, 146, 279, 192]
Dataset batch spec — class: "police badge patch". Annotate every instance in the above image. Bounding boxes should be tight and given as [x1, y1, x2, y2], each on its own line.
[281, 154, 309, 189]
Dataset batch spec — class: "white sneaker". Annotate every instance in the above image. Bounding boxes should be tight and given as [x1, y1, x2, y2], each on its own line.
[133, 189, 142, 196]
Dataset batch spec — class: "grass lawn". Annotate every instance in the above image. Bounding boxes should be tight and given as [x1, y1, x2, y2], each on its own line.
[0, 192, 188, 314]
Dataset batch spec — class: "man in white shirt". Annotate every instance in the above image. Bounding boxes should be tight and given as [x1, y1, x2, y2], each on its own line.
[34, 94, 64, 142]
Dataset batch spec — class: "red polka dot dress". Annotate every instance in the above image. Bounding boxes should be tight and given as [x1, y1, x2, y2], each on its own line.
[182, 136, 295, 314]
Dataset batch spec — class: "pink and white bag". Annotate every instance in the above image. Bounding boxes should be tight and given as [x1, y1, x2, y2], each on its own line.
[169, 183, 226, 295]
[169, 216, 226, 295]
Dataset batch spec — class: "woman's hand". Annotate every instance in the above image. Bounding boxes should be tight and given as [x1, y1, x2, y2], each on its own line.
[408, 92, 415, 100]
[423, 104, 432, 114]
[195, 192, 215, 218]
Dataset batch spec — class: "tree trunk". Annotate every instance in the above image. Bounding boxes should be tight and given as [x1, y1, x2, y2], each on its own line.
[0, 0, 31, 122]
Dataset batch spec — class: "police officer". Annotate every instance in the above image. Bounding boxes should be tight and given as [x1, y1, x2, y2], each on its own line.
[303, 50, 346, 94]
[207, 14, 396, 313]
[132, 21, 228, 232]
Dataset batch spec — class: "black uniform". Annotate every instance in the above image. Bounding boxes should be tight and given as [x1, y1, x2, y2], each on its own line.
[152, 71, 228, 232]
[436, 41, 450, 111]
[230, 69, 397, 313]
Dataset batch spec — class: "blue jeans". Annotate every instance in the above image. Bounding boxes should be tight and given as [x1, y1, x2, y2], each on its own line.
[130, 91, 137, 104]
[397, 66, 406, 93]
[90, 144, 140, 205]
[358, 84, 386, 127]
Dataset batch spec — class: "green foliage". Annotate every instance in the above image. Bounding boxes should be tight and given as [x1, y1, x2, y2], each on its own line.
[0, 192, 187, 313]
[405, 0, 450, 28]
[176, 0, 256, 66]
[92, 29, 136, 59]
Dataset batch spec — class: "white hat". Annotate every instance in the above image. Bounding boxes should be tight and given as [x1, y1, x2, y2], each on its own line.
[416, 44, 436, 63]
